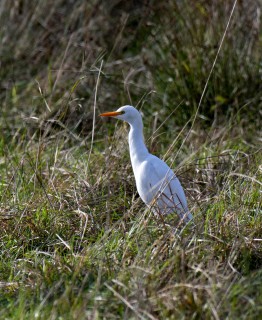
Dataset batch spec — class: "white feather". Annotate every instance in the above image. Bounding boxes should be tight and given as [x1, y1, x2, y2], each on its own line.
[100, 105, 193, 223]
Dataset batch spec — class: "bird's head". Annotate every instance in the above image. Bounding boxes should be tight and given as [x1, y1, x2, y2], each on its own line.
[100, 105, 142, 125]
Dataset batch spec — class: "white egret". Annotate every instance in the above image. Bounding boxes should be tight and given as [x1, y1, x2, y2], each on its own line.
[100, 105, 193, 223]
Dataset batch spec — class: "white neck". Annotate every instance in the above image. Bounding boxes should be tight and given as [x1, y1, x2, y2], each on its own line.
[128, 117, 149, 169]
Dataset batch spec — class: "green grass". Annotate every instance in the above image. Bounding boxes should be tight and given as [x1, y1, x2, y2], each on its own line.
[0, 1, 261, 319]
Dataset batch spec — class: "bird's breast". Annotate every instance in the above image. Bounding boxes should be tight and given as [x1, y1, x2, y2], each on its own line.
[133, 160, 162, 205]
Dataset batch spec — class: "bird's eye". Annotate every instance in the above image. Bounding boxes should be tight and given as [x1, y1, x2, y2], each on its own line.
[120, 111, 125, 114]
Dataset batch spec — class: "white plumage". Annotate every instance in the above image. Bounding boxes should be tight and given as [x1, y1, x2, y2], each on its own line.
[100, 105, 193, 223]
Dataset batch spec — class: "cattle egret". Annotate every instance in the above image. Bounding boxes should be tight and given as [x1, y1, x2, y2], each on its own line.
[100, 105, 193, 223]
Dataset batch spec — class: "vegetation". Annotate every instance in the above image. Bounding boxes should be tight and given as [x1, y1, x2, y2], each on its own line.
[0, 1, 261, 319]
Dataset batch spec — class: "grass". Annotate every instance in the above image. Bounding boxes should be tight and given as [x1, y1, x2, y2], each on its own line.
[0, 1, 262, 319]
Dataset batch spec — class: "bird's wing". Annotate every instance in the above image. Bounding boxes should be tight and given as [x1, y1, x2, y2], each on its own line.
[135, 155, 167, 204]
[136, 155, 192, 221]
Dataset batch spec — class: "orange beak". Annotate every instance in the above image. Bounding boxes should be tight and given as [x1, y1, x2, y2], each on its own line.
[99, 111, 122, 117]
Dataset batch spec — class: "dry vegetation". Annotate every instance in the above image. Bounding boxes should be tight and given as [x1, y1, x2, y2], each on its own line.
[0, 1, 261, 319]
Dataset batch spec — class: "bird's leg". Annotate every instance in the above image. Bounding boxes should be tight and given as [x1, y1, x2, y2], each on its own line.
[150, 192, 169, 229]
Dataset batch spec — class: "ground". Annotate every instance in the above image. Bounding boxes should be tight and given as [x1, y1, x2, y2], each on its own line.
[0, 1, 261, 319]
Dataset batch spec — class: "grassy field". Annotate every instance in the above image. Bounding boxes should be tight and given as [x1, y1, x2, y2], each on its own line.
[0, 1, 261, 319]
